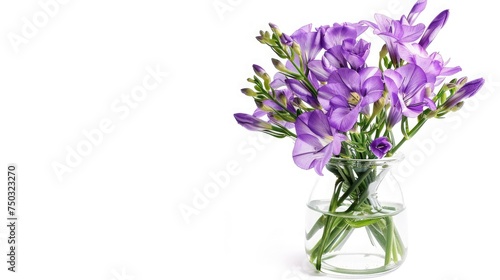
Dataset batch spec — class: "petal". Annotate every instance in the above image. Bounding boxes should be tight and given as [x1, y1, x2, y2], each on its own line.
[407, 0, 427, 24]
[308, 60, 331, 82]
[286, 79, 312, 100]
[419, 10, 449, 49]
[329, 106, 360, 132]
[307, 110, 332, 138]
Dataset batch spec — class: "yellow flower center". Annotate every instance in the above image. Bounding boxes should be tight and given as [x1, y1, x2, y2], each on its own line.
[348, 92, 361, 106]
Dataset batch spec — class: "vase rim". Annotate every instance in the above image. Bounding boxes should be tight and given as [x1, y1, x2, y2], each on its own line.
[329, 153, 404, 164]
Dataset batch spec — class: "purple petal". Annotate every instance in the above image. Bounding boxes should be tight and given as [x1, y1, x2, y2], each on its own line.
[370, 137, 393, 158]
[329, 106, 360, 132]
[308, 60, 331, 82]
[307, 110, 333, 138]
[234, 113, 272, 131]
[317, 84, 338, 110]
[322, 24, 357, 49]
[329, 68, 361, 94]
[419, 10, 449, 49]
[407, 0, 427, 24]
[442, 78, 485, 109]
[292, 110, 347, 175]
[360, 76, 384, 105]
[286, 79, 311, 99]
[396, 64, 427, 95]
[270, 72, 287, 89]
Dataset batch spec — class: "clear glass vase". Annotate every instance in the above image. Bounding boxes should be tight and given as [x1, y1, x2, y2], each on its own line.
[305, 155, 407, 277]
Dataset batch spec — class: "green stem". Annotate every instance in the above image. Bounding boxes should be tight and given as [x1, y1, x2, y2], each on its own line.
[388, 118, 428, 156]
[384, 217, 395, 266]
[337, 168, 373, 205]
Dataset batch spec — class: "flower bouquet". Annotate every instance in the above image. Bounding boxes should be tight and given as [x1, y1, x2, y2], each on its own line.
[234, 0, 484, 276]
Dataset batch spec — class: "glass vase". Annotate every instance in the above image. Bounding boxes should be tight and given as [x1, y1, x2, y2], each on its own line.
[305, 155, 407, 277]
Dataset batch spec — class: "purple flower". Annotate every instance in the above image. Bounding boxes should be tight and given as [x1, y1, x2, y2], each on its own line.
[292, 110, 347, 175]
[384, 64, 435, 127]
[407, 0, 427, 24]
[234, 113, 273, 132]
[364, 3, 426, 65]
[370, 137, 393, 158]
[291, 24, 323, 62]
[398, 43, 461, 89]
[285, 78, 321, 109]
[321, 68, 384, 132]
[280, 33, 294, 46]
[252, 64, 267, 78]
[419, 10, 449, 50]
[322, 22, 368, 50]
[442, 78, 485, 110]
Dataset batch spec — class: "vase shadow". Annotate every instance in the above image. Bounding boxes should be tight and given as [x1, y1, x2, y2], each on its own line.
[282, 253, 326, 279]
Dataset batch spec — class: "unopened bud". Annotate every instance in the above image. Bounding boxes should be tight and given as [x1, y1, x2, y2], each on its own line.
[426, 110, 438, 118]
[380, 45, 388, 58]
[450, 101, 464, 112]
[292, 42, 302, 56]
[373, 91, 387, 117]
[255, 100, 273, 112]
[272, 58, 288, 72]
[457, 77, 468, 87]
[241, 88, 257, 97]
[269, 23, 282, 37]
[252, 64, 267, 79]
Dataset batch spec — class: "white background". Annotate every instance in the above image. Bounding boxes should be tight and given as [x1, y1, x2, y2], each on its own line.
[0, 0, 498, 279]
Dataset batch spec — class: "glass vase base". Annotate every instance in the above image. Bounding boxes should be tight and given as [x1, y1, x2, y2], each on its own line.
[311, 253, 405, 278]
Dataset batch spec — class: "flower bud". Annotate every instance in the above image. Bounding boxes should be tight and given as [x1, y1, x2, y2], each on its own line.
[241, 88, 257, 97]
[442, 78, 484, 110]
[292, 42, 302, 56]
[457, 77, 468, 87]
[252, 64, 267, 79]
[372, 91, 387, 117]
[269, 23, 282, 37]
[379, 44, 388, 58]
[255, 100, 273, 112]
[272, 58, 288, 72]
[234, 113, 273, 131]
[450, 101, 464, 112]
[280, 33, 293, 46]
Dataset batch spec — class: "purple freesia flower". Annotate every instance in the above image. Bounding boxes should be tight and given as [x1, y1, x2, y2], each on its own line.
[370, 137, 393, 158]
[384, 64, 435, 127]
[308, 23, 370, 81]
[234, 113, 273, 132]
[320, 67, 384, 132]
[322, 22, 368, 50]
[292, 110, 347, 175]
[291, 24, 323, 62]
[419, 10, 449, 50]
[398, 43, 461, 89]
[280, 33, 294, 46]
[442, 78, 485, 110]
[364, 1, 426, 65]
